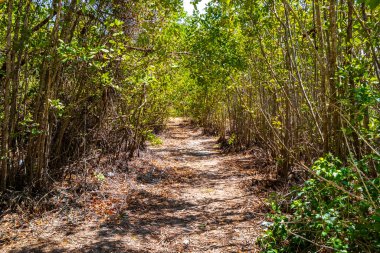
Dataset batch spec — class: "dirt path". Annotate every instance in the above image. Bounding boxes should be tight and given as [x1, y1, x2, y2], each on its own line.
[134, 118, 265, 252]
[1, 118, 270, 252]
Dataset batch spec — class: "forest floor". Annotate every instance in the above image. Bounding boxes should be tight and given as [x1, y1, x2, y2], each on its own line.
[1, 118, 280, 253]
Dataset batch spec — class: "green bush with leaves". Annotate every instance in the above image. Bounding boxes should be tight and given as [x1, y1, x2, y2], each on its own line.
[259, 154, 380, 252]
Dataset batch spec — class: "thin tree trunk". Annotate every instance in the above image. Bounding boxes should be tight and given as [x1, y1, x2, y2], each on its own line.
[0, 0, 14, 191]
[314, 0, 329, 153]
[328, 0, 341, 156]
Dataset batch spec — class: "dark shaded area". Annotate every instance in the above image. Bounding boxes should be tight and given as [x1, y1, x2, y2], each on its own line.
[9, 240, 147, 253]
[8, 241, 66, 253]
[78, 240, 148, 253]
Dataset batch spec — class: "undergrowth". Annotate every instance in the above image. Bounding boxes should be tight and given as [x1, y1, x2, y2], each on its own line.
[146, 131, 163, 146]
[259, 154, 380, 252]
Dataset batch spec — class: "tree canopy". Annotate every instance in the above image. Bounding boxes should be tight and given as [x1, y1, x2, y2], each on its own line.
[0, 0, 379, 251]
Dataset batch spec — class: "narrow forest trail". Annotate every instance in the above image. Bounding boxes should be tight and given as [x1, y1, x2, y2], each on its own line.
[134, 118, 266, 252]
[2, 118, 272, 253]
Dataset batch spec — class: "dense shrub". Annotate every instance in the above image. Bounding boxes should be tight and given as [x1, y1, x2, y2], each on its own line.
[259, 154, 380, 252]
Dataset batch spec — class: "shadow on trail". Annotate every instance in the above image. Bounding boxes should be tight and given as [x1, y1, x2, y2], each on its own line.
[9, 240, 145, 253]
[5, 118, 271, 252]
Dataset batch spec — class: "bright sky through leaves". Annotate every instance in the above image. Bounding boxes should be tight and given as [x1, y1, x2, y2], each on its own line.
[183, 0, 209, 14]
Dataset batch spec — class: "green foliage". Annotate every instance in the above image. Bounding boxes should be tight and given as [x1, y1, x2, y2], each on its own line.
[146, 131, 163, 146]
[0, 4, 379, 253]
[259, 154, 380, 252]
[0, 0, 184, 190]
[94, 172, 106, 182]
[228, 133, 236, 146]
[359, 0, 380, 9]
[49, 99, 65, 118]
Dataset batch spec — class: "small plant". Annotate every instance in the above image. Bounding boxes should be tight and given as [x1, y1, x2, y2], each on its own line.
[259, 154, 380, 253]
[94, 172, 106, 182]
[49, 99, 65, 117]
[228, 133, 237, 146]
[146, 131, 163, 146]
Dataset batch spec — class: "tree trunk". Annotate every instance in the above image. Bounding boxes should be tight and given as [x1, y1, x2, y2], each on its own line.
[0, 0, 14, 191]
